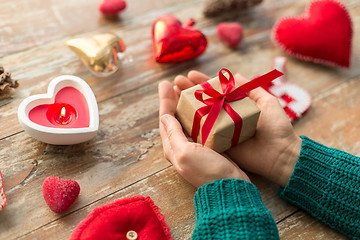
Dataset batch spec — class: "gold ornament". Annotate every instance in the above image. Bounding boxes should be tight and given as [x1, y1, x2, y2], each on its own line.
[66, 33, 126, 77]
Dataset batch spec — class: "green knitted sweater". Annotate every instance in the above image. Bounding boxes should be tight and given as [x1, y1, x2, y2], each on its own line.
[192, 136, 360, 239]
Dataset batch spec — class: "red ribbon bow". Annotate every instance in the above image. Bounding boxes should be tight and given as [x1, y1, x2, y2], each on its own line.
[191, 68, 283, 147]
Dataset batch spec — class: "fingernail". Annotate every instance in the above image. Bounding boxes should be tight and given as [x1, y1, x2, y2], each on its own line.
[160, 114, 170, 128]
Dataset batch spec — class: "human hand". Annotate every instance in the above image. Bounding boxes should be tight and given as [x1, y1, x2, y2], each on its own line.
[159, 79, 250, 188]
[173, 70, 302, 188]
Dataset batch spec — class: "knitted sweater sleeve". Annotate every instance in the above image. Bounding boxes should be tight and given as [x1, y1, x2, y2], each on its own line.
[192, 179, 279, 240]
[280, 136, 360, 239]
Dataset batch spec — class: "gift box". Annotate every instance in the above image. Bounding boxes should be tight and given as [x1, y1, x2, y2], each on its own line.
[175, 68, 282, 153]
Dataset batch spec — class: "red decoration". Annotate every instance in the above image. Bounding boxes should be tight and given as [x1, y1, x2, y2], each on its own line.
[0, 170, 7, 210]
[46, 103, 77, 126]
[192, 68, 283, 146]
[99, 0, 126, 15]
[152, 15, 207, 63]
[272, 0, 352, 68]
[263, 57, 312, 122]
[70, 196, 173, 240]
[42, 176, 80, 213]
[217, 22, 243, 48]
[28, 87, 90, 129]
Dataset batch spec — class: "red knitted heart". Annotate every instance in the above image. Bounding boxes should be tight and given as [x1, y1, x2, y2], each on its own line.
[217, 22, 243, 48]
[272, 0, 352, 68]
[152, 15, 207, 63]
[99, 0, 126, 15]
[70, 196, 173, 240]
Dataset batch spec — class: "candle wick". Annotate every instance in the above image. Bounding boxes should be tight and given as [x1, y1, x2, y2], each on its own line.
[60, 107, 66, 118]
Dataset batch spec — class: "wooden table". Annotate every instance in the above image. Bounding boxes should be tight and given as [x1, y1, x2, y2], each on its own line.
[0, 0, 359, 239]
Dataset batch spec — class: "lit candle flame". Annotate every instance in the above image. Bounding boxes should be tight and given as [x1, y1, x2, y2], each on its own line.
[60, 107, 66, 118]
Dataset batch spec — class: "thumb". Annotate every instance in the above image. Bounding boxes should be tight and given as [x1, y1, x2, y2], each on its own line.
[235, 73, 273, 103]
[160, 114, 188, 153]
[234, 73, 248, 85]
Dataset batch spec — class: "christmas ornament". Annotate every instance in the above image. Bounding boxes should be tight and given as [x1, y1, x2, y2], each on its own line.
[272, 0, 352, 68]
[42, 176, 80, 213]
[99, 0, 126, 15]
[203, 0, 263, 17]
[0, 170, 7, 210]
[67, 33, 126, 77]
[0, 64, 19, 93]
[152, 15, 207, 63]
[217, 22, 243, 48]
[70, 196, 173, 240]
[263, 57, 312, 122]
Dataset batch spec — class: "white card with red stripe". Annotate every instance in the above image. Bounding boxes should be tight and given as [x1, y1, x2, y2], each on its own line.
[264, 57, 312, 122]
[0, 170, 7, 210]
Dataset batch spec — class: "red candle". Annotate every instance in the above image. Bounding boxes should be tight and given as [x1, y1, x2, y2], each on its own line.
[29, 87, 90, 128]
[46, 103, 77, 126]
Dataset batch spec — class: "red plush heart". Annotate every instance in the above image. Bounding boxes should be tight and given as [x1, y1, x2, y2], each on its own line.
[152, 15, 207, 63]
[272, 0, 352, 68]
[99, 0, 126, 15]
[42, 176, 80, 213]
[70, 196, 173, 240]
[217, 22, 243, 48]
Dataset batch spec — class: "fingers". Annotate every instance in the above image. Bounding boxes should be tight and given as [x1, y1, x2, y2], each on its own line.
[173, 85, 181, 97]
[174, 70, 211, 91]
[174, 75, 194, 91]
[159, 122, 173, 162]
[160, 114, 188, 158]
[158, 81, 178, 117]
[187, 70, 210, 84]
[235, 73, 275, 103]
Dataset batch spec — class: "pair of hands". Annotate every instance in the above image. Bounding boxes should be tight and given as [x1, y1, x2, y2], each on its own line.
[159, 70, 302, 188]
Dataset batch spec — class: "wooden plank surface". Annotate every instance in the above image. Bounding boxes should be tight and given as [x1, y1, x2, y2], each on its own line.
[0, 0, 359, 239]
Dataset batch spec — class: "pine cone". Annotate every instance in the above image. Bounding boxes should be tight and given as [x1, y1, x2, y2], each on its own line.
[0, 65, 19, 92]
[204, 0, 263, 17]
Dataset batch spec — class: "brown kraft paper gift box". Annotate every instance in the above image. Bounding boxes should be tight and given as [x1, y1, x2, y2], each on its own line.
[175, 72, 260, 153]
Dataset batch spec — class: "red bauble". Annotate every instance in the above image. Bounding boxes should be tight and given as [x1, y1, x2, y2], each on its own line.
[152, 15, 207, 63]
[272, 0, 352, 68]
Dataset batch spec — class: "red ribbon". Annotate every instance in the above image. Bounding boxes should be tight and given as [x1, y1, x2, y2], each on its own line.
[191, 68, 283, 147]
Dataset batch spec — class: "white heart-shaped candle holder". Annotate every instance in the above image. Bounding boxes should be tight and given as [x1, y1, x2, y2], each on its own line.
[18, 75, 99, 145]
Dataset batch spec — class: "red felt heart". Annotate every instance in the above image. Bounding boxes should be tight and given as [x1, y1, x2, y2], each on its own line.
[217, 22, 243, 48]
[152, 15, 207, 63]
[28, 87, 90, 128]
[70, 196, 173, 240]
[272, 0, 352, 68]
[99, 0, 126, 15]
[42, 176, 80, 213]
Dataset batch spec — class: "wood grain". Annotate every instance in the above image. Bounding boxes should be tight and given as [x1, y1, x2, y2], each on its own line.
[0, 0, 359, 239]
[278, 211, 350, 240]
[295, 76, 360, 153]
